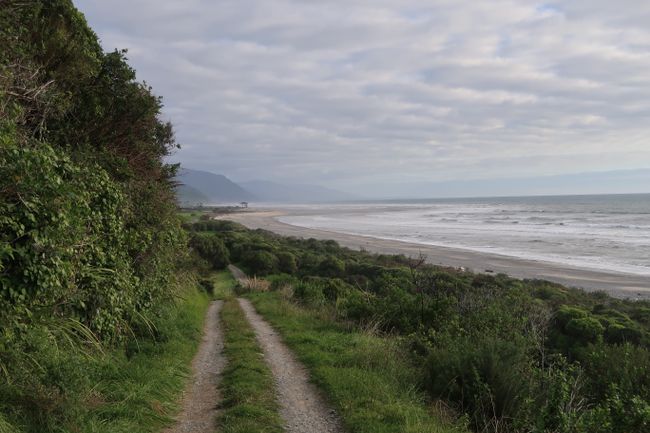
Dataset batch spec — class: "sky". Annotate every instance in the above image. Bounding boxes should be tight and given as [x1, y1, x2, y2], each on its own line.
[76, 0, 650, 197]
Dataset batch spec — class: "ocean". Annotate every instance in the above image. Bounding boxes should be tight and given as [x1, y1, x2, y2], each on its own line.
[278, 194, 650, 277]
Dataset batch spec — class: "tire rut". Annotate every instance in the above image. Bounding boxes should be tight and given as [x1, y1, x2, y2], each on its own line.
[237, 297, 345, 433]
[163, 300, 225, 433]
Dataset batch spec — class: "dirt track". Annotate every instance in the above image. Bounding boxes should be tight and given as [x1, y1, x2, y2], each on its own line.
[238, 298, 345, 433]
[163, 300, 224, 433]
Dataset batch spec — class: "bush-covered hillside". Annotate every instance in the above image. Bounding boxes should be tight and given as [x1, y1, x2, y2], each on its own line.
[1, 1, 192, 430]
[190, 219, 650, 433]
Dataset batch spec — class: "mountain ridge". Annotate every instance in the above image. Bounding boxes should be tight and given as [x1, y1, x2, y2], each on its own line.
[176, 168, 356, 204]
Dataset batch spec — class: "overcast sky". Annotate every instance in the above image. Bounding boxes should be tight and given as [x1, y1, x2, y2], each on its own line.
[76, 0, 650, 196]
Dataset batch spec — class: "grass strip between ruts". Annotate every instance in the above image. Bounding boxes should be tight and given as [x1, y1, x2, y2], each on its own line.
[217, 297, 284, 433]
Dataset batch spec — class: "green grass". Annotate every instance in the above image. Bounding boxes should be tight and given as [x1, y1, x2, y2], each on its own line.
[211, 270, 237, 299]
[247, 292, 468, 433]
[79, 286, 211, 433]
[0, 283, 211, 433]
[218, 299, 283, 433]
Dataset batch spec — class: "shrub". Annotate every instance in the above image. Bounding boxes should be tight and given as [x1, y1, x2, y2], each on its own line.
[565, 317, 605, 344]
[321, 278, 353, 301]
[1, 1, 185, 426]
[1, 142, 139, 341]
[277, 251, 298, 274]
[293, 281, 326, 307]
[317, 256, 345, 277]
[581, 343, 650, 401]
[555, 305, 589, 330]
[242, 250, 278, 276]
[605, 323, 643, 345]
[190, 233, 230, 269]
[425, 337, 532, 432]
[336, 289, 374, 322]
[298, 252, 321, 273]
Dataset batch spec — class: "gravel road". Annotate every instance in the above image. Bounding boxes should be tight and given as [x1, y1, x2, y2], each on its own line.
[238, 298, 345, 433]
[163, 300, 225, 433]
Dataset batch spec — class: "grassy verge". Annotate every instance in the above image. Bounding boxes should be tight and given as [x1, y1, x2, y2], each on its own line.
[247, 292, 467, 433]
[0, 282, 211, 433]
[79, 285, 211, 433]
[218, 299, 283, 433]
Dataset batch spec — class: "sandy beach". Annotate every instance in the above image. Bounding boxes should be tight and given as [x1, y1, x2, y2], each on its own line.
[221, 209, 650, 300]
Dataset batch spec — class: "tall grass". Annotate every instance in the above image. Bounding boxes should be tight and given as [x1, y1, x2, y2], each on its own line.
[0, 280, 210, 433]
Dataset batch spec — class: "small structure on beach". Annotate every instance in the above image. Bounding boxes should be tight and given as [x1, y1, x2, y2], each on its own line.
[240, 201, 248, 208]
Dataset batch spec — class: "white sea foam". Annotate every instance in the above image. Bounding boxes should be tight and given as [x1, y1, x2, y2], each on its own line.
[277, 194, 650, 276]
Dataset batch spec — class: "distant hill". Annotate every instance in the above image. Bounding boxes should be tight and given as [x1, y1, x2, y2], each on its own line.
[176, 168, 357, 204]
[175, 183, 209, 206]
[239, 180, 357, 203]
[175, 168, 256, 204]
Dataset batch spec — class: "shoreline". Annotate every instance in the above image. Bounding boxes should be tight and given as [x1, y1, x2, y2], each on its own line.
[221, 209, 650, 301]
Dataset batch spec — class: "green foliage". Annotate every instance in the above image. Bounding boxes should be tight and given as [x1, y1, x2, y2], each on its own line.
[276, 251, 298, 274]
[190, 233, 230, 270]
[605, 323, 643, 344]
[565, 317, 604, 344]
[1, 142, 136, 340]
[293, 281, 326, 307]
[555, 305, 589, 328]
[242, 250, 278, 276]
[317, 256, 345, 277]
[266, 274, 300, 292]
[1, 1, 187, 429]
[191, 219, 246, 233]
[426, 337, 532, 432]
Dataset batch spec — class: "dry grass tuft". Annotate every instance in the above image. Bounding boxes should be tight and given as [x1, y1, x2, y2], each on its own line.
[238, 277, 271, 293]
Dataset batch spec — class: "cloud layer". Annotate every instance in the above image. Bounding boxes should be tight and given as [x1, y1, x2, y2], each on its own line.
[76, 0, 650, 194]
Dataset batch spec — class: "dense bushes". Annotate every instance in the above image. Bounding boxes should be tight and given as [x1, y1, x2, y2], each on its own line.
[1, 144, 137, 339]
[1, 1, 187, 429]
[427, 337, 532, 432]
[193, 219, 650, 433]
[277, 251, 298, 274]
[190, 233, 230, 269]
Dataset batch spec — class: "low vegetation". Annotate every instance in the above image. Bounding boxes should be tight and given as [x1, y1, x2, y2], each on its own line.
[189, 218, 650, 433]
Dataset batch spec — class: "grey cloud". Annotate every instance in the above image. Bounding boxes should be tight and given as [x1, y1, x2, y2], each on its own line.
[76, 0, 650, 195]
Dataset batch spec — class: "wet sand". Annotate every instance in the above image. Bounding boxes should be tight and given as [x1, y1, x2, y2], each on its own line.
[221, 209, 650, 300]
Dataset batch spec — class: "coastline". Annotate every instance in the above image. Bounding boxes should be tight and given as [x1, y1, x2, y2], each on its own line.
[221, 209, 650, 301]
